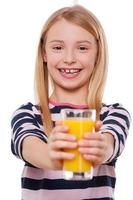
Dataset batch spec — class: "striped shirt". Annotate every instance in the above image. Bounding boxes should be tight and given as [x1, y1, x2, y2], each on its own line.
[11, 101, 131, 200]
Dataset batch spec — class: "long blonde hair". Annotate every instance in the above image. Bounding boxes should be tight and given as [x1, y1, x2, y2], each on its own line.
[35, 5, 108, 134]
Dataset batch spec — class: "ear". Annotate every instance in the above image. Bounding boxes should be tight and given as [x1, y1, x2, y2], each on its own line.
[43, 53, 47, 62]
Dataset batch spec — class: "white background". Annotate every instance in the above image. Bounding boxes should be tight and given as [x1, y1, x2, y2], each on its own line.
[0, 0, 132, 199]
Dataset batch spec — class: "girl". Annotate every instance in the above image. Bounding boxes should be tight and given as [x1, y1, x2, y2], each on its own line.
[11, 5, 131, 200]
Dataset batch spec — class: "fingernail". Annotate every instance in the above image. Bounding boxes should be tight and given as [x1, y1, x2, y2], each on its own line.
[70, 154, 75, 158]
[70, 135, 76, 140]
[64, 126, 69, 130]
[73, 142, 77, 147]
[78, 141, 83, 145]
[84, 133, 90, 138]
[78, 147, 84, 152]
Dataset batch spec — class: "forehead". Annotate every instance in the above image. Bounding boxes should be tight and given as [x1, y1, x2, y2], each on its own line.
[46, 19, 96, 42]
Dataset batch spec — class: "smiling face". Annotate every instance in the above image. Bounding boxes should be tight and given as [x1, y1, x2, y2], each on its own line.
[44, 19, 98, 94]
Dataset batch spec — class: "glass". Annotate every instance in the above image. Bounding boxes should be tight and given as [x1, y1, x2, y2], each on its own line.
[61, 109, 96, 180]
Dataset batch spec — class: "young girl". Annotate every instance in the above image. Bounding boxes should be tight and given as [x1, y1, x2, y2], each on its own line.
[11, 5, 131, 200]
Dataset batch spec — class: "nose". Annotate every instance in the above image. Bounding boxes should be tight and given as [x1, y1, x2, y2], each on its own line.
[63, 49, 76, 64]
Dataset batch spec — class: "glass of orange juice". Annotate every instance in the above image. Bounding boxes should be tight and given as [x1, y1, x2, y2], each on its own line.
[61, 109, 96, 180]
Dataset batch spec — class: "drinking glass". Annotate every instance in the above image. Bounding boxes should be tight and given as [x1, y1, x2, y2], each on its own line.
[61, 109, 96, 180]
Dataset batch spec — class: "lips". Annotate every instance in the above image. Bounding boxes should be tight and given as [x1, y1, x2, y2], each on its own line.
[58, 68, 82, 79]
[59, 68, 82, 74]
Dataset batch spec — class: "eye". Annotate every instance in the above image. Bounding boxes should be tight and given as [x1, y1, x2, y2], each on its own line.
[78, 46, 89, 52]
[52, 45, 64, 52]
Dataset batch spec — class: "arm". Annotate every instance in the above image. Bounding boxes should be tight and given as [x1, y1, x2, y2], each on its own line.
[22, 123, 77, 170]
[11, 104, 77, 170]
[100, 104, 131, 162]
[78, 128, 115, 167]
[22, 136, 53, 169]
[78, 104, 131, 167]
[11, 103, 49, 167]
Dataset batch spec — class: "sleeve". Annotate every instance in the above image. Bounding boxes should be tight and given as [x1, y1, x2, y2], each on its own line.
[100, 103, 131, 163]
[11, 103, 48, 161]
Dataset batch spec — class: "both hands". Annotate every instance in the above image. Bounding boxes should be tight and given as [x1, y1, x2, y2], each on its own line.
[48, 121, 114, 170]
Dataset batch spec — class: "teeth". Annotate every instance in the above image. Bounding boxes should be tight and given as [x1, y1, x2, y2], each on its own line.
[66, 69, 70, 73]
[60, 69, 80, 74]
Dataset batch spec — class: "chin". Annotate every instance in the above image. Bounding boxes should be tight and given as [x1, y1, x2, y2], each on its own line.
[61, 84, 84, 91]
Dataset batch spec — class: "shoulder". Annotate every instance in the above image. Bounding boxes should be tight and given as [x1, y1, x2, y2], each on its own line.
[101, 103, 130, 113]
[101, 103, 123, 113]
[100, 103, 131, 126]
[11, 102, 42, 127]
[17, 102, 40, 111]
[13, 102, 41, 115]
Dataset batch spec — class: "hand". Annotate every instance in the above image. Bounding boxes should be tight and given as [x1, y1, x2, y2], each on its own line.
[48, 121, 77, 170]
[78, 121, 114, 167]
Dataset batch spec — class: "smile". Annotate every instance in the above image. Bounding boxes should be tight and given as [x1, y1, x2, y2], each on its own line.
[59, 68, 82, 74]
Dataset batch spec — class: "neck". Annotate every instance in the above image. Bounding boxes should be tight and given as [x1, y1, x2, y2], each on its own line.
[50, 87, 88, 106]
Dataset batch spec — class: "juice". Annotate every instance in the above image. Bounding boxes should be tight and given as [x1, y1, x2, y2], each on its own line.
[63, 118, 95, 172]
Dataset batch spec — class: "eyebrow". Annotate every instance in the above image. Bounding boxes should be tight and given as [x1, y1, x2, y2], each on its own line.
[77, 40, 92, 44]
[48, 40, 64, 44]
[48, 40, 92, 44]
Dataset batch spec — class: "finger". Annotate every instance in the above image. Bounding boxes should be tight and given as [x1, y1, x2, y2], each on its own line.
[50, 150, 75, 160]
[78, 139, 103, 148]
[55, 120, 63, 126]
[51, 140, 77, 150]
[83, 154, 102, 167]
[52, 125, 69, 134]
[78, 147, 102, 156]
[84, 132, 103, 141]
[95, 120, 102, 132]
[49, 132, 76, 142]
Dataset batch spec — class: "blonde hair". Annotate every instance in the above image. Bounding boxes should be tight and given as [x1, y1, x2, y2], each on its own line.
[35, 5, 108, 134]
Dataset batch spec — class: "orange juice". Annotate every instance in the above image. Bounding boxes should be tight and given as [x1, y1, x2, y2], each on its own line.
[63, 118, 95, 172]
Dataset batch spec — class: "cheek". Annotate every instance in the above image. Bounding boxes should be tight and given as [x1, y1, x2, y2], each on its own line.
[87, 52, 97, 68]
[81, 56, 96, 69]
[47, 55, 61, 75]
[47, 53, 62, 66]
[46, 56, 56, 70]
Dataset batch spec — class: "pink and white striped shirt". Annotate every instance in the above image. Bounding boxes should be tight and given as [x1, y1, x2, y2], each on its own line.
[11, 101, 131, 200]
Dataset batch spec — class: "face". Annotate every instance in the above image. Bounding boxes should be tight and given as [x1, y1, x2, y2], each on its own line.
[44, 19, 97, 92]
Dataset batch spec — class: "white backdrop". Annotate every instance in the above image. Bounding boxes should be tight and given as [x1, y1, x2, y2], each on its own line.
[0, 0, 132, 199]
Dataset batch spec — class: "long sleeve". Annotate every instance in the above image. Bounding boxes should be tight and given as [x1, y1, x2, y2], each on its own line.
[100, 103, 131, 163]
[11, 102, 130, 199]
[11, 102, 48, 161]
